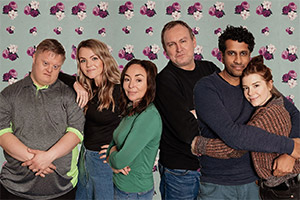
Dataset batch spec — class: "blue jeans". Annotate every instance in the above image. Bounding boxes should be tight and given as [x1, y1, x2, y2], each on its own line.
[198, 181, 260, 200]
[114, 185, 154, 200]
[159, 163, 200, 200]
[75, 146, 113, 200]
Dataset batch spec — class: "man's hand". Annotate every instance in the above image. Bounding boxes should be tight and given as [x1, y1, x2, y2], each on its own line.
[74, 81, 88, 108]
[99, 144, 109, 163]
[273, 154, 295, 177]
[21, 148, 56, 175]
[290, 138, 300, 159]
[37, 164, 57, 178]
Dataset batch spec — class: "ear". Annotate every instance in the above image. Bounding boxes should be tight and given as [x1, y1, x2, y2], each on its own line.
[268, 80, 273, 91]
[193, 36, 196, 48]
[221, 52, 225, 64]
[32, 53, 36, 63]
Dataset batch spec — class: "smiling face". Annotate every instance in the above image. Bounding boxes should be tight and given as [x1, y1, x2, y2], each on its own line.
[242, 73, 273, 107]
[222, 40, 251, 78]
[163, 24, 196, 70]
[31, 50, 63, 87]
[78, 47, 103, 85]
[123, 64, 148, 107]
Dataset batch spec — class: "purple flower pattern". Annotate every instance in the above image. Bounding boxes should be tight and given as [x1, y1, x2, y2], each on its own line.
[50, 2, 65, 21]
[145, 27, 153, 36]
[235, 1, 250, 20]
[211, 48, 222, 62]
[187, 2, 203, 20]
[119, 1, 134, 20]
[282, 45, 298, 62]
[140, 1, 156, 17]
[2, 69, 18, 85]
[71, 45, 77, 60]
[53, 27, 62, 35]
[282, 2, 297, 21]
[6, 26, 15, 34]
[282, 70, 298, 88]
[27, 46, 36, 57]
[3, 1, 18, 19]
[24, 1, 40, 18]
[2, 44, 18, 61]
[122, 26, 131, 34]
[286, 27, 294, 35]
[119, 45, 135, 61]
[72, 2, 87, 21]
[143, 44, 160, 60]
[261, 27, 269, 36]
[259, 44, 276, 60]
[98, 28, 106, 37]
[209, 2, 225, 18]
[93, 2, 109, 18]
[166, 2, 181, 20]
[256, 1, 272, 17]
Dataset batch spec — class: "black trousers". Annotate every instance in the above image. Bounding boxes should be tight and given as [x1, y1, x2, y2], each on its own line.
[259, 176, 300, 200]
[0, 183, 76, 200]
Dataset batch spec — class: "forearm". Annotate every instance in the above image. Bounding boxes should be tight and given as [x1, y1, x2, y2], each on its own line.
[0, 132, 33, 161]
[46, 132, 81, 162]
[192, 136, 246, 159]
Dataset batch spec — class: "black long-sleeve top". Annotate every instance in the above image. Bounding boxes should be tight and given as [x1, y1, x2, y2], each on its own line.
[154, 60, 220, 170]
[58, 72, 121, 151]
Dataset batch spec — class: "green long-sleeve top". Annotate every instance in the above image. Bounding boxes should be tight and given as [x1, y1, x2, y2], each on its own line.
[107, 103, 162, 193]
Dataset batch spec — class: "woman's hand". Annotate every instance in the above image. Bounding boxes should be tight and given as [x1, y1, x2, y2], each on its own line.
[73, 81, 88, 108]
[273, 154, 295, 177]
[99, 144, 109, 163]
[112, 166, 131, 175]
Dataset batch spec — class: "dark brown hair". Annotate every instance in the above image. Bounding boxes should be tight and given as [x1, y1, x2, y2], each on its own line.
[35, 39, 66, 62]
[242, 55, 281, 97]
[161, 20, 194, 51]
[119, 59, 157, 116]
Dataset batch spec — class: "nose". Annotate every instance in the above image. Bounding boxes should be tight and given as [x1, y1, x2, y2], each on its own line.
[234, 54, 242, 64]
[176, 43, 182, 52]
[46, 65, 53, 73]
[128, 80, 135, 88]
[247, 87, 254, 96]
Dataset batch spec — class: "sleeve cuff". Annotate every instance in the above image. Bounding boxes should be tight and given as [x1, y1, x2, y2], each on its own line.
[0, 128, 13, 137]
[66, 127, 83, 142]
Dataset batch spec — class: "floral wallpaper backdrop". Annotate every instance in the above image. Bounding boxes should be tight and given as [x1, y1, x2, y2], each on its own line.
[0, 0, 299, 196]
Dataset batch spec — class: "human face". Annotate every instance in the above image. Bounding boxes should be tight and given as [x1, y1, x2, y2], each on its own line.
[123, 64, 147, 107]
[31, 50, 63, 87]
[242, 73, 273, 107]
[222, 40, 251, 78]
[163, 24, 196, 70]
[78, 47, 103, 85]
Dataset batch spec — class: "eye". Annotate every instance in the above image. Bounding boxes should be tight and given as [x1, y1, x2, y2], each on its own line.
[254, 84, 260, 88]
[53, 65, 59, 70]
[43, 61, 48, 66]
[180, 39, 186, 43]
[243, 87, 248, 91]
[92, 56, 99, 61]
[241, 51, 248, 56]
[79, 59, 86, 63]
[227, 51, 235, 56]
[167, 43, 174, 47]
[124, 78, 130, 82]
[136, 79, 142, 83]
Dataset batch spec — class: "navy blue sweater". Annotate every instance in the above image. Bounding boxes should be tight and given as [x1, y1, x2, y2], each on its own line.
[194, 72, 299, 185]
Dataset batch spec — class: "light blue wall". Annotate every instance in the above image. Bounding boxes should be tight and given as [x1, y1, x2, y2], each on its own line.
[0, 0, 299, 197]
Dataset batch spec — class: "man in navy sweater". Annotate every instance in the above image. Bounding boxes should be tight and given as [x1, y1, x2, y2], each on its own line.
[194, 26, 300, 199]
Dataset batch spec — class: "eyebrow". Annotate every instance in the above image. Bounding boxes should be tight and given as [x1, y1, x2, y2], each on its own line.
[79, 54, 97, 60]
[125, 73, 145, 77]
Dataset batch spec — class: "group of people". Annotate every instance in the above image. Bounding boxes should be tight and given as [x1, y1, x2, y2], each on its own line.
[0, 20, 299, 200]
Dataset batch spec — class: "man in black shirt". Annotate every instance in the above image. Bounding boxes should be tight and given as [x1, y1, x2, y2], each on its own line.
[154, 20, 220, 200]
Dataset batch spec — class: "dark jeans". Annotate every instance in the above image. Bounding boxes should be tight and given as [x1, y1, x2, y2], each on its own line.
[0, 183, 76, 200]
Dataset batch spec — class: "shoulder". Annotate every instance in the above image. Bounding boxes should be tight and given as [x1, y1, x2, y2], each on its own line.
[55, 79, 76, 99]
[195, 72, 218, 89]
[138, 104, 162, 122]
[195, 60, 221, 72]
[1, 77, 27, 97]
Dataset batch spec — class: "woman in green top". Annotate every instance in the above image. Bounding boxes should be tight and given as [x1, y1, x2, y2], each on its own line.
[107, 59, 162, 200]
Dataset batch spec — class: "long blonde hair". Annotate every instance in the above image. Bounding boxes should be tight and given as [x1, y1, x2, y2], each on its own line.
[76, 39, 120, 111]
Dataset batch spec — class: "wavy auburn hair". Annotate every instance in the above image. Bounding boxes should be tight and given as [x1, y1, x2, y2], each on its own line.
[76, 39, 120, 112]
[119, 59, 157, 116]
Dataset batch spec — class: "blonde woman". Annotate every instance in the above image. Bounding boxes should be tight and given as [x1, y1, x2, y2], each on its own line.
[59, 39, 121, 200]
